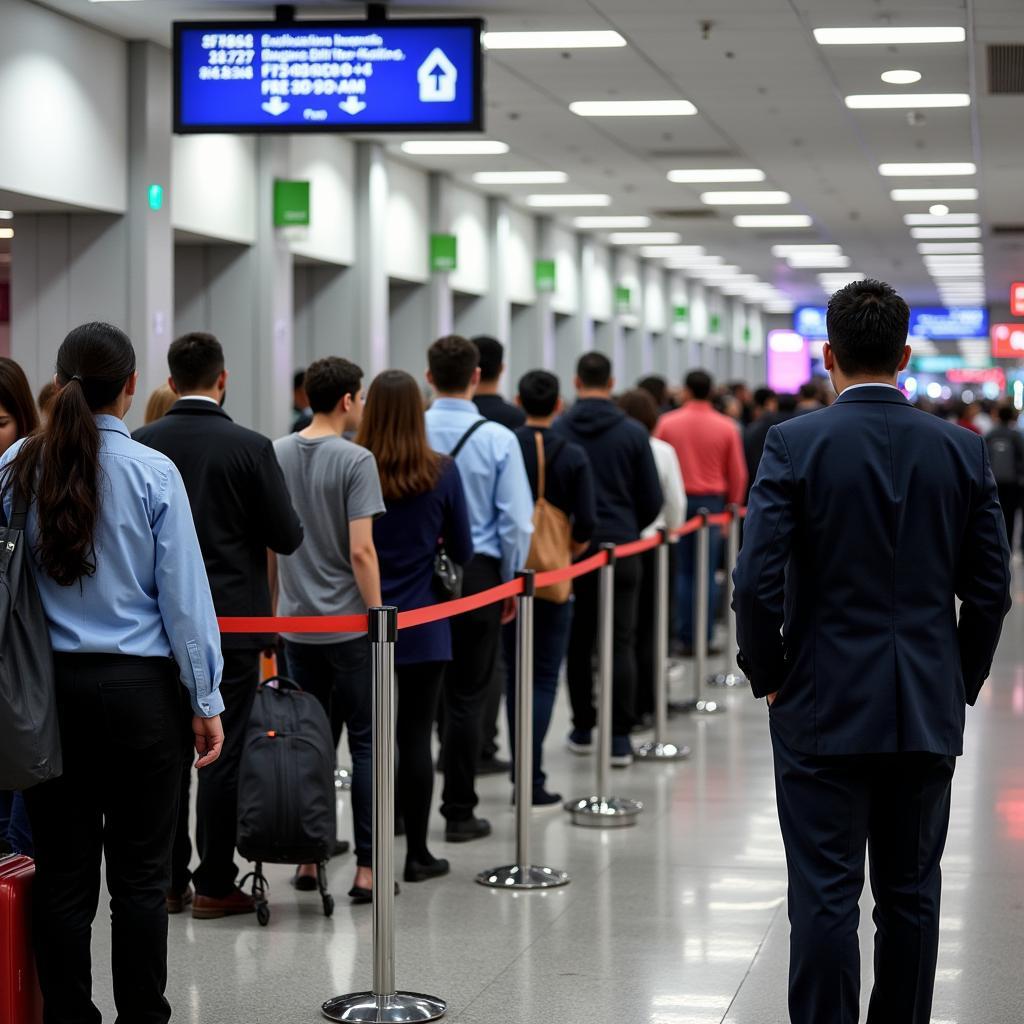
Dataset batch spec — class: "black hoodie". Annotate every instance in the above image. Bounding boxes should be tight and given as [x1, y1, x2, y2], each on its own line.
[553, 398, 663, 545]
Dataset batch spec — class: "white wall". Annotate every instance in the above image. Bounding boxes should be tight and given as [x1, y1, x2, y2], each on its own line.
[447, 184, 488, 296]
[507, 208, 536, 306]
[550, 225, 579, 316]
[290, 136, 356, 266]
[644, 264, 667, 333]
[589, 243, 612, 322]
[0, 0, 127, 212]
[385, 159, 429, 284]
[172, 136, 257, 244]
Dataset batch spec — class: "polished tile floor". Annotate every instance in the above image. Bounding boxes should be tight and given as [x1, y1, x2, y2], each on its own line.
[89, 604, 1024, 1023]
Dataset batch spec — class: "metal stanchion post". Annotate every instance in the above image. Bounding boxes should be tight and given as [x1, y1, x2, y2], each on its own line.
[565, 544, 643, 826]
[678, 512, 724, 716]
[322, 607, 446, 1024]
[709, 505, 746, 687]
[636, 530, 690, 761]
[479, 571, 570, 889]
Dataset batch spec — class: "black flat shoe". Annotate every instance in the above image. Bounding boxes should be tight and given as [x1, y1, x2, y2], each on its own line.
[404, 858, 450, 883]
[444, 817, 492, 843]
[291, 869, 318, 892]
[348, 882, 400, 904]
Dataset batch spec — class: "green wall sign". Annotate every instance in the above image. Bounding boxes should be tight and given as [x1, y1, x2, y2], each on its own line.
[673, 305, 689, 322]
[742, 325, 752, 343]
[273, 180, 310, 227]
[430, 233, 458, 272]
[615, 285, 632, 314]
[147, 183, 164, 211]
[709, 313, 722, 333]
[535, 259, 556, 293]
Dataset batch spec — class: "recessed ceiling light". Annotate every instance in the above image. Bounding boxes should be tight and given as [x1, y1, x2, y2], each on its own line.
[473, 171, 568, 185]
[526, 194, 611, 207]
[845, 94, 970, 109]
[608, 232, 682, 245]
[483, 30, 627, 50]
[569, 100, 697, 117]
[640, 246, 706, 258]
[573, 215, 651, 229]
[819, 273, 866, 287]
[917, 243, 982, 254]
[696, 267, 745, 279]
[667, 168, 766, 183]
[700, 191, 791, 205]
[664, 256, 726, 268]
[0, 211, 12, 220]
[770, 244, 842, 256]
[787, 254, 852, 268]
[904, 213, 979, 225]
[401, 141, 509, 155]
[923, 254, 984, 263]
[814, 27, 965, 46]
[929, 204, 950, 216]
[0, 228, 12, 239]
[734, 215, 813, 227]
[764, 301, 796, 312]
[928, 267, 985, 277]
[879, 162, 976, 176]
[891, 188, 978, 201]
[881, 69, 923, 85]
[910, 226, 982, 238]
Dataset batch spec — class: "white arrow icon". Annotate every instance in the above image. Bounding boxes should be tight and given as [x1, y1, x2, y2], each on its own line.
[339, 96, 367, 116]
[262, 96, 290, 117]
[418, 48, 457, 103]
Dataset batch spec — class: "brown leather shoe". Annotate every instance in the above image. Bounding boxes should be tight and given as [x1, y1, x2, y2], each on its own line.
[166, 886, 193, 915]
[191, 888, 256, 920]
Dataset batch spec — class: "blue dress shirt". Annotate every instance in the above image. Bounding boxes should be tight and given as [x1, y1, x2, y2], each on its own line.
[1, 415, 224, 717]
[425, 398, 534, 582]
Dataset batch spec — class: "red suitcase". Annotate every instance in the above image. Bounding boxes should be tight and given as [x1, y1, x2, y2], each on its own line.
[0, 854, 43, 1024]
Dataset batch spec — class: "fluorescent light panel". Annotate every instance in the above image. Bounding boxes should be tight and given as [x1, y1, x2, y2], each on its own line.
[917, 243, 982, 254]
[401, 141, 509, 155]
[664, 256, 725, 268]
[640, 246, 706, 258]
[881, 69, 922, 85]
[904, 213, 979, 225]
[819, 273, 866, 286]
[814, 27, 966, 45]
[845, 94, 970, 109]
[771, 244, 842, 256]
[910, 226, 982, 238]
[734, 215, 812, 227]
[700, 191, 791, 205]
[473, 171, 568, 184]
[787, 254, 851, 268]
[0, 211, 12, 220]
[569, 100, 697, 117]
[0, 228, 12, 239]
[483, 30, 626, 50]
[923, 254, 983, 264]
[573, 215, 651, 229]
[526, 193, 610, 207]
[668, 168, 765, 183]
[879, 162, 975, 176]
[608, 232, 681, 245]
[891, 188, 978, 201]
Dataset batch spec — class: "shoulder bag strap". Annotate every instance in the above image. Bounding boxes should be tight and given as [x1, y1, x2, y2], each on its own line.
[449, 419, 487, 459]
[9, 482, 28, 533]
[534, 431, 546, 501]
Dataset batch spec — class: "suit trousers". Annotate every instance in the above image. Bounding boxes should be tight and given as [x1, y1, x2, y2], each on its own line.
[24, 654, 190, 1024]
[771, 725, 955, 1024]
[171, 648, 259, 897]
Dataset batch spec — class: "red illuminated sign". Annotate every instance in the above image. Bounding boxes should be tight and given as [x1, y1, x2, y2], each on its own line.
[947, 368, 1006, 389]
[991, 323, 1024, 358]
[1012, 282, 1024, 317]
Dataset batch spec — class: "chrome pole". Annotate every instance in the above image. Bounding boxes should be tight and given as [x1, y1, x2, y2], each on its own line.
[636, 529, 690, 761]
[567, 544, 643, 826]
[679, 512, 724, 716]
[710, 505, 745, 687]
[479, 572, 570, 889]
[322, 608, 447, 1023]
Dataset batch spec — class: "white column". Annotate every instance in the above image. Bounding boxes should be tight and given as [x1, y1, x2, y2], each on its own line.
[535, 216, 556, 371]
[427, 172, 453, 340]
[354, 142, 389, 378]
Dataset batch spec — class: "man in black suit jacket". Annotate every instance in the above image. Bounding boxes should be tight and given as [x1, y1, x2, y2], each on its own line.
[134, 333, 303, 920]
[733, 280, 1011, 1024]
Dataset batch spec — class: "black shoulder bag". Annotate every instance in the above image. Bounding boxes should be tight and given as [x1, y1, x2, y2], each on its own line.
[0, 486, 62, 790]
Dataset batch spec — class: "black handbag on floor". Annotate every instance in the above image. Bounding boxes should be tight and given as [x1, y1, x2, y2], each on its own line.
[0, 486, 61, 790]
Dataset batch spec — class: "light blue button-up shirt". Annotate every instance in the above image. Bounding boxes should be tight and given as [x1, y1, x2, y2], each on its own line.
[425, 398, 534, 582]
[1, 416, 224, 717]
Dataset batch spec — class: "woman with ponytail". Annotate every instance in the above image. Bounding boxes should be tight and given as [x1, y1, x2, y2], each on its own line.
[0, 323, 225, 1024]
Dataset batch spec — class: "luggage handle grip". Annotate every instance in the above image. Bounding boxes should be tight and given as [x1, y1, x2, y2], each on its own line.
[258, 674, 304, 693]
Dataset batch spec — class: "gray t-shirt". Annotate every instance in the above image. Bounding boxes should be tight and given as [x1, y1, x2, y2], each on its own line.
[273, 433, 385, 644]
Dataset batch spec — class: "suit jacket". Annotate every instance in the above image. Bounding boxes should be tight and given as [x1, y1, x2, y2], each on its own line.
[733, 385, 1011, 756]
[134, 399, 304, 650]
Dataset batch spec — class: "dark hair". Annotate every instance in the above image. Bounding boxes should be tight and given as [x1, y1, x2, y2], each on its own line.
[167, 332, 224, 393]
[826, 279, 910, 376]
[637, 375, 667, 407]
[0, 358, 40, 446]
[998, 404, 1018, 425]
[428, 335, 480, 393]
[471, 335, 505, 383]
[304, 357, 363, 414]
[3, 323, 135, 586]
[685, 370, 713, 400]
[617, 388, 659, 434]
[356, 370, 441, 501]
[778, 393, 798, 414]
[518, 370, 560, 418]
[37, 381, 58, 418]
[798, 382, 820, 401]
[753, 387, 776, 408]
[293, 369, 307, 392]
[577, 351, 612, 389]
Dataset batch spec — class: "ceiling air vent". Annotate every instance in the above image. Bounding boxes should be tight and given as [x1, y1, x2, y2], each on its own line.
[991, 224, 1024, 236]
[987, 45, 1024, 94]
[651, 208, 718, 220]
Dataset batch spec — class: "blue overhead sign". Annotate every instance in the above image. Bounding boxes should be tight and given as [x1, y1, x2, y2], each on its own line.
[173, 19, 483, 133]
[794, 304, 988, 341]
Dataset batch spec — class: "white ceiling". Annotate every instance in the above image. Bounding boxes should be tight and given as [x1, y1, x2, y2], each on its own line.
[31, 0, 1024, 309]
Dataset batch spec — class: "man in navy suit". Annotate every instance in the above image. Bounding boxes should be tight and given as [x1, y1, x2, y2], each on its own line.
[734, 279, 1011, 1024]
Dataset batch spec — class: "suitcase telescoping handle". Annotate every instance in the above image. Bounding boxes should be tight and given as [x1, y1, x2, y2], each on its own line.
[258, 675, 304, 693]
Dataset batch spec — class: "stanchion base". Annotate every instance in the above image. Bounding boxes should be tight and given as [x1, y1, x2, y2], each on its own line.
[564, 796, 643, 828]
[707, 672, 745, 688]
[475, 864, 571, 889]
[674, 698, 727, 716]
[634, 740, 691, 762]
[322, 991, 446, 1023]
[334, 767, 353, 791]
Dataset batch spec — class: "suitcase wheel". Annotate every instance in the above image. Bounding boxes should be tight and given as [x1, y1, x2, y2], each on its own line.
[256, 902, 270, 927]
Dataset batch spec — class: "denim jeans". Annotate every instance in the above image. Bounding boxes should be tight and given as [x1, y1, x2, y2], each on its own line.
[676, 494, 726, 645]
[504, 598, 573, 792]
[284, 638, 372, 867]
[0, 790, 33, 855]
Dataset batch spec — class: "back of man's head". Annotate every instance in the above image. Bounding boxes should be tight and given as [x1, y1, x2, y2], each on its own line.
[518, 370, 560, 418]
[754, 387, 776, 409]
[577, 351, 612, 390]
[826, 279, 910, 377]
[685, 370, 713, 401]
[472, 336, 505, 383]
[305, 356, 363, 414]
[998, 404, 1018, 426]
[799, 382, 820, 402]
[168, 332, 225, 393]
[428, 335, 480, 394]
[638, 375, 668, 407]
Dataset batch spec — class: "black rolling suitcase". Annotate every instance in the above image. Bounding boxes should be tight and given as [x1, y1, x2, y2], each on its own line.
[237, 676, 336, 925]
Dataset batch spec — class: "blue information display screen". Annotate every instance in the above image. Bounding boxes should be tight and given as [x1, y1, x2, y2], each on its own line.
[173, 19, 483, 133]
[795, 304, 989, 341]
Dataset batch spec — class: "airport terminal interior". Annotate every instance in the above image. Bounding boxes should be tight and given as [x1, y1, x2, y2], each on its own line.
[2, 0, 1024, 1022]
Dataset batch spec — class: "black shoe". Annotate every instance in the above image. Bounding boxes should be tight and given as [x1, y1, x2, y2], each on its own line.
[291, 868, 318, 892]
[348, 882, 400, 905]
[404, 858, 450, 883]
[477, 756, 512, 776]
[444, 817, 492, 843]
[511, 788, 562, 808]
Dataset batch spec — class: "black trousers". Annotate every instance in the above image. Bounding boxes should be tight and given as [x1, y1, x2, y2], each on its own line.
[997, 482, 1019, 552]
[396, 661, 444, 862]
[772, 725, 955, 1024]
[24, 654, 190, 1024]
[441, 555, 503, 822]
[171, 648, 258, 897]
[566, 552, 642, 737]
